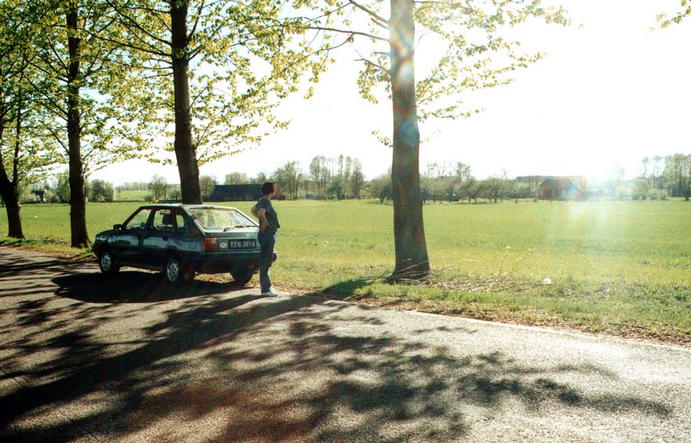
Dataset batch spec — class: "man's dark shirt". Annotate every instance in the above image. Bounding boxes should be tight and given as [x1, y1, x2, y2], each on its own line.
[255, 197, 280, 230]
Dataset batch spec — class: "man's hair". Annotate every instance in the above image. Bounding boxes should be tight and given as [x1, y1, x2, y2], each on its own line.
[261, 181, 276, 195]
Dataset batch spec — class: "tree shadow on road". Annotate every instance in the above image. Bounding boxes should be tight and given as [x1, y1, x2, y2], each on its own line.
[0, 275, 676, 441]
[51, 271, 249, 303]
[0, 255, 86, 285]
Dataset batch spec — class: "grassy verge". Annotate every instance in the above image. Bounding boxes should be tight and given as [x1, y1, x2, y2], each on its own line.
[313, 276, 688, 344]
[1, 199, 689, 344]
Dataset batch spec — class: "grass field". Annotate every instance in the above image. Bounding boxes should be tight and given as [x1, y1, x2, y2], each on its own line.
[115, 190, 150, 201]
[2, 199, 690, 343]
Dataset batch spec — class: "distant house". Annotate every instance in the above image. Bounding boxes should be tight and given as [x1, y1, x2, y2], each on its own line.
[539, 178, 578, 200]
[515, 175, 544, 187]
[208, 184, 262, 202]
[31, 190, 46, 203]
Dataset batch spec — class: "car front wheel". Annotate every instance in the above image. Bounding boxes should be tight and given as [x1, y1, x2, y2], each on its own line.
[231, 269, 254, 286]
[99, 249, 120, 275]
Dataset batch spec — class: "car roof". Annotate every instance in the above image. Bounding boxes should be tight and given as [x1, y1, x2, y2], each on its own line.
[135, 204, 243, 212]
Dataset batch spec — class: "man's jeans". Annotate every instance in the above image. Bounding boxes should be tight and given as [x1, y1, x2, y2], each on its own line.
[258, 229, 276, 292]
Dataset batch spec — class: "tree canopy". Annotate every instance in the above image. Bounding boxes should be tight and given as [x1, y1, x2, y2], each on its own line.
[103, 0, 342, 203]
[306, 0, 568, 120]
[30, 0, 141, 173]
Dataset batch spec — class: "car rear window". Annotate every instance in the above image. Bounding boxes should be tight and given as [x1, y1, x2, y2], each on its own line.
[187, 208, 256, 231]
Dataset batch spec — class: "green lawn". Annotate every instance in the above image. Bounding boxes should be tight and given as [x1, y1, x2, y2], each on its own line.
[115, 190, 151, 201]
[2, 199, 690, 342]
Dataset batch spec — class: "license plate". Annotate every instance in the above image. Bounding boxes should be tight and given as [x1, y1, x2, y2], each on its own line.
[228, 239, 255, 249]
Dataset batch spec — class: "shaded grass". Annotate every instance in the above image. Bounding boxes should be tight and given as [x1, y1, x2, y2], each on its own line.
[1, 199, 689, 342]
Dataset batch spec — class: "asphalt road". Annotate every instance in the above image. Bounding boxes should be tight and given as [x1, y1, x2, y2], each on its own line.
[0, 246, 689, 442]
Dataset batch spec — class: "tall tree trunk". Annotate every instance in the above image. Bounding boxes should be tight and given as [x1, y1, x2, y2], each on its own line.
[170, 1, 201, 204]
[388, 0, 430, 281]
[0, 105, 24, 238]
[0, 144, 23, 238]
[66, 5, 90, 248]
[3, 200, 23, 238]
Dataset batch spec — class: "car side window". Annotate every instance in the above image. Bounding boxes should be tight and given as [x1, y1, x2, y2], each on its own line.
[174, 212, 187, 233]
[152, 209, 176, 232]
[124, 209, 152, 230]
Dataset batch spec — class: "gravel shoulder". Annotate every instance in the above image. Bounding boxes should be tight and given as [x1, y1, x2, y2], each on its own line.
[1, 246, 689, 441]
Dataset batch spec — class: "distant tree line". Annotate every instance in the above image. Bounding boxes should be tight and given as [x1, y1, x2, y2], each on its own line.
[12, 153, 688, 205]
[192, 155, 367, 201]
[208, 153, 690, 203]
[374, 154, 690, 204]
[631, 154, 690, 201]
[17, 173, 115, 204]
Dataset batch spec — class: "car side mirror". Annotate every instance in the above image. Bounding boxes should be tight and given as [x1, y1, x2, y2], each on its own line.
[113, 224, 124, 231]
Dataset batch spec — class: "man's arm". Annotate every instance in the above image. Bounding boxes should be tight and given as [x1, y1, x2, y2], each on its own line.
[253, 207, 270, 230]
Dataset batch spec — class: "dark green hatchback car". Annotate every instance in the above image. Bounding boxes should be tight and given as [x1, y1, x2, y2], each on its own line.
[92, 204, 268, 286]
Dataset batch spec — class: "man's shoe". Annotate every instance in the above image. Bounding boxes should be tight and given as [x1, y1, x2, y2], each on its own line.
[261, 288, 279, 296]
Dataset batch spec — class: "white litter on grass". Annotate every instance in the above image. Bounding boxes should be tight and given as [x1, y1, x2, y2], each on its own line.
[542, 277, 552, 285]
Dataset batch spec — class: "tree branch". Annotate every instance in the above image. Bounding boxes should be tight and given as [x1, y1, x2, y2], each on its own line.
[105, 0, 171, 48]
[349, 0, 389, 26]
[356, 55, 388, 73]
[43, 34, 70, 75]
[83, 30, 171, 59]
[43, 123, 69, 155]
[188, 0, 206, 41]
[307, 26, 387, 42]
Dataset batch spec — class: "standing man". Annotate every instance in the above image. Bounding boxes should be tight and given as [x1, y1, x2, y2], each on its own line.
[252, 182, 280, 295]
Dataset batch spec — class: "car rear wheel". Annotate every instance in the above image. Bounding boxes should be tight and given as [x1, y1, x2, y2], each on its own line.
[231, 269, 254, 286]
[164, 255, 192, 286]
[98, 249, 120, 275]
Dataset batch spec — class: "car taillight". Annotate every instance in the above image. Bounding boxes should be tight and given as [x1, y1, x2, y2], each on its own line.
[204, 237, 220, 252]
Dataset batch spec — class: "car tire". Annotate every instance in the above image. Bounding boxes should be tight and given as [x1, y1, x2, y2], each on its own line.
[231, 269, 254, 286]
[98, 249, 120, 275]
[164, 255, 191, 286]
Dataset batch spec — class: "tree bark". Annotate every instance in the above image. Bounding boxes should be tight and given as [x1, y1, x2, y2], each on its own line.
[66, 4, 90, 248]
[2, 199, 23, 238]
[0, 143, 23, 238]
[0, 101, 24, 238]
[388, 0, 430, 281]
[170, 1, 202, 204]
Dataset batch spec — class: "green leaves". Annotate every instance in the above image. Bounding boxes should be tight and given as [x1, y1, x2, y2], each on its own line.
[103, 0, 337, 166]
[658, 0, 690, 28]
[411, 0, 567, 121]
[314, 0, 568, 123]
[23, 0, 153, 171]
[0, 0, 58, 192]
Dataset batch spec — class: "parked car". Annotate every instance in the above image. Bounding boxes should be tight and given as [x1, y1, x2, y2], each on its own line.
[92, 204, 271, 286]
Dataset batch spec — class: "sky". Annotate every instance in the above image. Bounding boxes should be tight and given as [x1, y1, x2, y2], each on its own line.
[95, 0, 691, 185]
